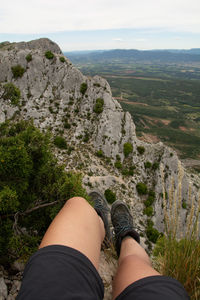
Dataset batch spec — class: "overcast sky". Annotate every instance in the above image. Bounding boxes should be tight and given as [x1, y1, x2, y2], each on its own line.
[0, 0, 200, 50]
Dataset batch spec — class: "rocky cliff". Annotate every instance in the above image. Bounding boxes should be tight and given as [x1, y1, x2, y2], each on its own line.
[0, 38, 199, 300]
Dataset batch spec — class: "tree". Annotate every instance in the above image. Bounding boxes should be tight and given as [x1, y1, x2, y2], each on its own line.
[93, 98, 104, 114]
[11, 65, 25, 78]
[45, 51, 54, 59]
[80, 83, 87, 95]
[3, 83, 21, 105]
[0, 120, 88, 265]
[123, 142, 133, 157]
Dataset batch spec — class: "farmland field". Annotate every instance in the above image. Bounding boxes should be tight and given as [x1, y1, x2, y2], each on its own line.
[66, 50, 200, 162]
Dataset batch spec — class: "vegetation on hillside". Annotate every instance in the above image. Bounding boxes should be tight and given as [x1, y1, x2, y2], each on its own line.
[154, 163, 200, 299]
[11, 65, 25, 78]
[0, 120, 88, 265]
[93, 98, 104, 114]
[45, 51, 54, 59]
[2, 83, 21, 106]
[68, 54, 200, 160]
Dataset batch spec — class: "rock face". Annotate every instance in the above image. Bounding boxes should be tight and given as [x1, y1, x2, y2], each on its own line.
[0, 277, 8, 300]
[0, 38, 199, 299]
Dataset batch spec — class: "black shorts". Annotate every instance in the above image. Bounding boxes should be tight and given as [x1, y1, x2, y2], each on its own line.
[16, 245, 189, 300]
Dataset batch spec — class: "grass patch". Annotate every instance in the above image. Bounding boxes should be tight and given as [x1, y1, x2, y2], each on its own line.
[104, 189, 116, 204]
[153, 163, 200, 299]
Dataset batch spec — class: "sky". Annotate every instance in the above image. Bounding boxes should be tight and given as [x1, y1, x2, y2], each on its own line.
[0, 0, 200, 51]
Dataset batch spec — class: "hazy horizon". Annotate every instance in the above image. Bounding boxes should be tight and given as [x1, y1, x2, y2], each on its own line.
[63, 47, 200, 52]
[1, 1, 199, 51]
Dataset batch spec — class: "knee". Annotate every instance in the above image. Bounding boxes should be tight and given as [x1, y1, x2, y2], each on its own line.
[67, 196, 87, 204]
[120, 254, 151, 267]
[65, 196, 95, 213]
[65, 196, 89, 208]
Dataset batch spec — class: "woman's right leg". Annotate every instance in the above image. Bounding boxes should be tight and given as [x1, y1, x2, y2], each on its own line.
[112, 237, 160, 299]
[39, 196, 105, 270]
[111, 200, 189, 300]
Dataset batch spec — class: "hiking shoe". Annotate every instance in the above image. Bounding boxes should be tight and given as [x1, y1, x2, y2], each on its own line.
[89, 190, 111, 246]
[111, 200, 140, 257]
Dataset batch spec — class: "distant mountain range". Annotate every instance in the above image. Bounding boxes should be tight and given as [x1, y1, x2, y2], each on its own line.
[65, 48, 200, 64]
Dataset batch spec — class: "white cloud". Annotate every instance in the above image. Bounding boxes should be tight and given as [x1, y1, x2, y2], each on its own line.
[112, 38, 124, 42]
[0, 0, 200, 34]
[133, 38, 147, 42]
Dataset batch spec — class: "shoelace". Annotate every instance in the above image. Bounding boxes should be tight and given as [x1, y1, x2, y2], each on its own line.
[95, 198, 109, 213]
[114, 213, 133, 237]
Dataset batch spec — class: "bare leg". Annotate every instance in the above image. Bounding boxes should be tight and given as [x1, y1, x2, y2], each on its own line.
[39, 197, 105, 270]
[112, 237, 160, 299]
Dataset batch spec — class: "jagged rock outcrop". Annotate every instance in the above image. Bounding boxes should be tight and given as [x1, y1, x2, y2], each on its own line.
[0, 38, 199, 300]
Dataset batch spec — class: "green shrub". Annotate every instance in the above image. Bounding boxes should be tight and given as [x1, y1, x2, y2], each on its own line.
[67, 146, 74, 155]
[11, 65, 25, 78]
[45, 51, 54, 59]
[137, 146, 145, 155]
[93, 98, 104, 114]
[49, 106, 54, 114]
[144, 192, 155, 207]
[3, 83, 20, 105]
[53, 136, 67, 149]
[144, 197, 154, 207]
[0, 121, 88, 265]
[83, 132, 90, 143]
[136, 182, 148, 195]
[129, 165, 136, 175]
[26, 54, 32, 62]
[122, 168, 129, 176]
[80, 83, 87, 95]
[152, 162, 159, 170]
[146, 226, 160, 243]
[116, 154, 121, 161]
[143, 206, 153, 216]
[123, 142, 133, 157]
[122, 166, 135, 176]
[148, 190, 155, 198]
[144, 161, 152, 169]
[96, 149, 104, 157]
[0, 186, 19, 214]
[64, 122, 71, 129]
[182, 201, 187, 209]
[59, 56, 66, 63]
[104, 189, 116, 204]
[147, 219, 154, 227]
[115, 160, 122, 169]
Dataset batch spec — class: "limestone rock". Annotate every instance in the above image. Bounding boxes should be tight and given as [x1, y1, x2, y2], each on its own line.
[0, 277, 8, 300]
[12, 261, 25, 272]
